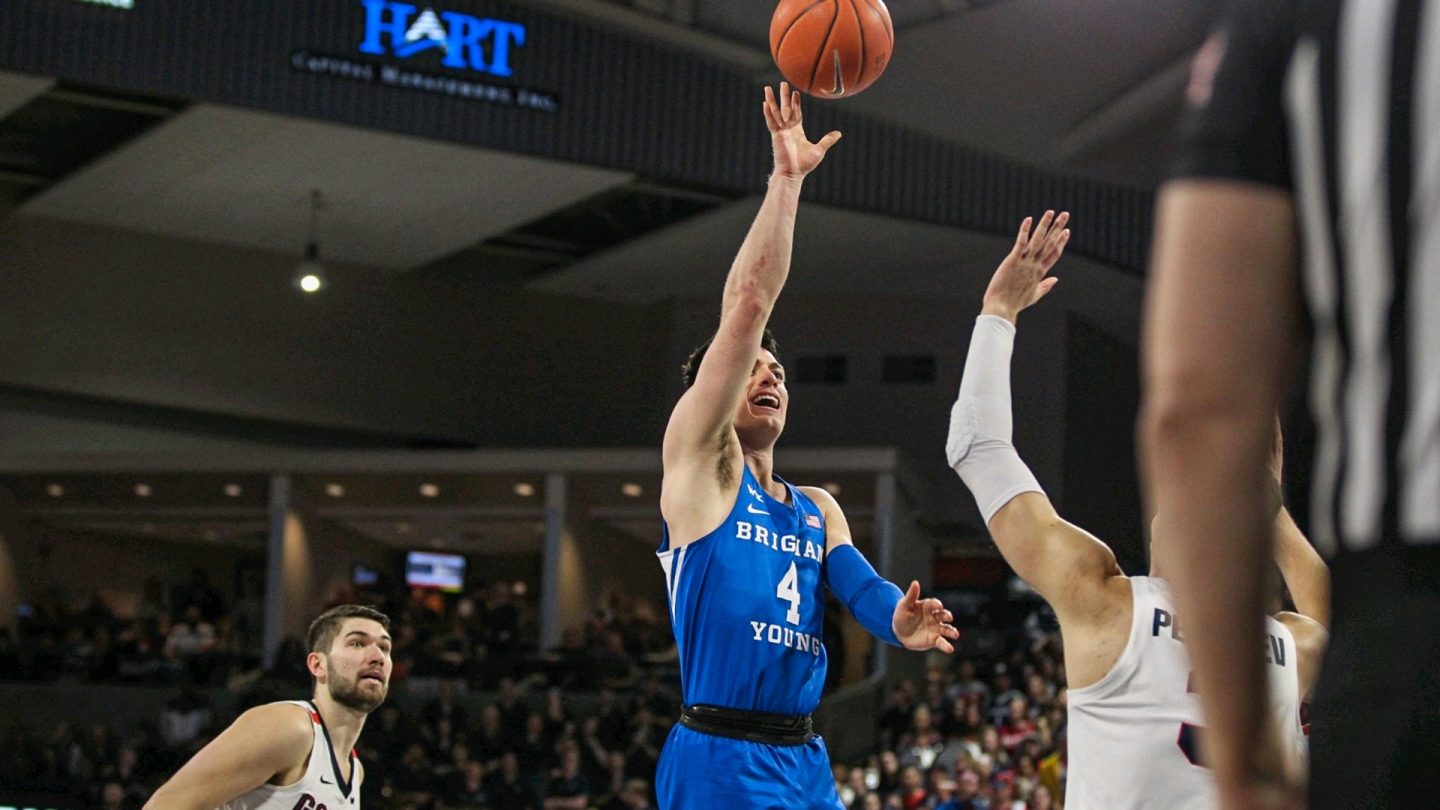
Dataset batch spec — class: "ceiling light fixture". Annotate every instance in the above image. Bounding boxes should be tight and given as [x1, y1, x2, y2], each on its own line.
[294, 189, 327, 294]
[621, 483, 643, 497]
[514, 482, 535, 497]
[134, 483, 152, 497]
[46, 483, 64, 498]
[223, 483, 243, 497]
[822, 482, 842, 496]
[419, 483, 440, 498]
[325, 483, 345, 498]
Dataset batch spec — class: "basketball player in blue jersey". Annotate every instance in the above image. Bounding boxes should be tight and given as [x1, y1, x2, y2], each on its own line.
[655, 82, 960, 810]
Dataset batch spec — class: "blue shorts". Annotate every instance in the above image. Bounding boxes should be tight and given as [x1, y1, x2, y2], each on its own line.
[655, 723, 844, 810]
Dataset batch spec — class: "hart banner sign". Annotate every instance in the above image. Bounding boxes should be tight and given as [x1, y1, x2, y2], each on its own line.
[291, 0, 560, 112]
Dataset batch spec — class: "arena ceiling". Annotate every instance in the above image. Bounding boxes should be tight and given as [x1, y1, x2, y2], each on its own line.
[0, 0, 1215, 302]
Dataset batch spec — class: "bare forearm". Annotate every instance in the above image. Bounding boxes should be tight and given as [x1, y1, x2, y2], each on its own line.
[720, 174, 803, 318]
[1274, 508, 1331, 629]
[1144, 407, 1275, 779]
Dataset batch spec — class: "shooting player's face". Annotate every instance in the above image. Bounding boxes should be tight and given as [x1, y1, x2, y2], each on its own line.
[734, 350, 787, 445]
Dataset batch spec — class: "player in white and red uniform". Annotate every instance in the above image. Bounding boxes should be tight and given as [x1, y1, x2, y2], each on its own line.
[144, 605, 392, 810]
[946, 213, 1329, 809]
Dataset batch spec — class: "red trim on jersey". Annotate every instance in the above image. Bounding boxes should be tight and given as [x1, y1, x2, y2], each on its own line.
[309, 710, 321, 724]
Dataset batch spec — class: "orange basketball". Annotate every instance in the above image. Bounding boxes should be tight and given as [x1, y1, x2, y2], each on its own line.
[769, 0, 894, 99]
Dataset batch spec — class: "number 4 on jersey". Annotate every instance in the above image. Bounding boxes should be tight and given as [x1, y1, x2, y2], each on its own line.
[777, 562, 801, 625]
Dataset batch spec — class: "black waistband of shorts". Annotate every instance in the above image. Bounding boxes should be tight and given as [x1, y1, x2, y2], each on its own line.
[679, 704, 814, 746]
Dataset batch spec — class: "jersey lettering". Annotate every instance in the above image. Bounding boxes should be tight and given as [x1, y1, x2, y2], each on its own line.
[733, 521, 824, 561]
[747, 621, 823, 656]
[1153, 608, 1289, 667]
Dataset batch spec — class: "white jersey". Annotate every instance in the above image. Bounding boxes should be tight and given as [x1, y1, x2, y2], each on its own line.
[1065, 577, 1304, 810]
[221, 701, 363, 810]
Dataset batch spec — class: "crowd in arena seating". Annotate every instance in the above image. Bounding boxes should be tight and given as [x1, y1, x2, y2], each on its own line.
[3, 582, 1070, 810]
[2, 567, 682, 696]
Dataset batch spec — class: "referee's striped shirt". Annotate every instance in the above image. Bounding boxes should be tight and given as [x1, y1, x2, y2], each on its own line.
[1171, 0, 1440, 556]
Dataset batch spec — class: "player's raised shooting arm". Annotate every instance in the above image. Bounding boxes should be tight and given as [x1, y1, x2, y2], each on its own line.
[662, 84, 839, 470]
[143, 703, 315, 810]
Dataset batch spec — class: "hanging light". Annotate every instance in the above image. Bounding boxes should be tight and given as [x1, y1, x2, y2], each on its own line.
[295, 190, 326, 293]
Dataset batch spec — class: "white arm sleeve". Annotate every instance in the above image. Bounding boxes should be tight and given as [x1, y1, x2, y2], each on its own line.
[946, 315, 1045, 524]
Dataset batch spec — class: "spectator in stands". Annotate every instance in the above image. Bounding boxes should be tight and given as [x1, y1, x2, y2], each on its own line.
[543, 744, 590, 809]
[998, 697, 1036, 753]
[165, 606, 216, 683]
[158, 686, 212, 749]
[897, 765, 928, 810]
[622, 706, 661, 780]
[936, 768, 984, 810]
[896, 704, 946, 771]
[422, 679, 469, 734]
[100, 780, 129, 810]
[470, 702, 509, 767]
[987, 664, 1024, 727]
[513, 712, 554, 777]
[1029, 783, 1056, 810]
[171, 568, 224, 623]
[484, 751, 539, 810]
[447, 758, 488, 806]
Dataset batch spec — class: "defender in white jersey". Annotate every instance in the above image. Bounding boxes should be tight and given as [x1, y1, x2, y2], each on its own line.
[945, 213, 1330, 809]
[144, 605, 392, 810]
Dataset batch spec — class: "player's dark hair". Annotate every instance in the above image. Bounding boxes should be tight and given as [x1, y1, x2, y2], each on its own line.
[682, 329, 780, 388]
[306, 604, 391, 654]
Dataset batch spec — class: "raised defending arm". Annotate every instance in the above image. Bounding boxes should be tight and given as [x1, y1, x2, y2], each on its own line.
[947, 214, 1123, 623]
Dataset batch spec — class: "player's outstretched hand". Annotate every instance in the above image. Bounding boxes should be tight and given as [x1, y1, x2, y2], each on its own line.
[892, 581, 960, 654]
[764, 82, 841, 180]
[980, 211, 1071, 324]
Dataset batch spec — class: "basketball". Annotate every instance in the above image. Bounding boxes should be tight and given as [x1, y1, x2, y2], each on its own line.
[769, 0, 894, 98]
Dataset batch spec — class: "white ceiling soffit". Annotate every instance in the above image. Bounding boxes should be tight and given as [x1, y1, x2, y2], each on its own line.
[0, 71, 53, 120]
[530, 197, 1030, 303]
[22, 104, 634, 270]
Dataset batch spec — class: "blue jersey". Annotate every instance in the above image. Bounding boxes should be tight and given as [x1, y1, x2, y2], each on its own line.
[658, 466, 830, 715]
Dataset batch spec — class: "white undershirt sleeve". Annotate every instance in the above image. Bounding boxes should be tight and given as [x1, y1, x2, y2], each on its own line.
[946, 315, 1045, 524]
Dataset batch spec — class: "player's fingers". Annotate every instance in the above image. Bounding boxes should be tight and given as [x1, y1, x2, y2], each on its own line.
[779, 82, 792, 120]
[1043, 230, 1070, 267]
[1014, 217, 1032, 251]
[1035, 278, 1059, 301]
[905, 580, 921, 603]
[941, 624, 960, 639]
[1028, 210, 1055, 255]
[935, 637, 955, 654]
[763, 102, 781, 133]
[817, 131, 842, 152]
[792, 90, 803, 123]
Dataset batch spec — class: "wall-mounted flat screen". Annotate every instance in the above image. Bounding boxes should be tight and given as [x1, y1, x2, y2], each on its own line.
[405, 551, 465, 592]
